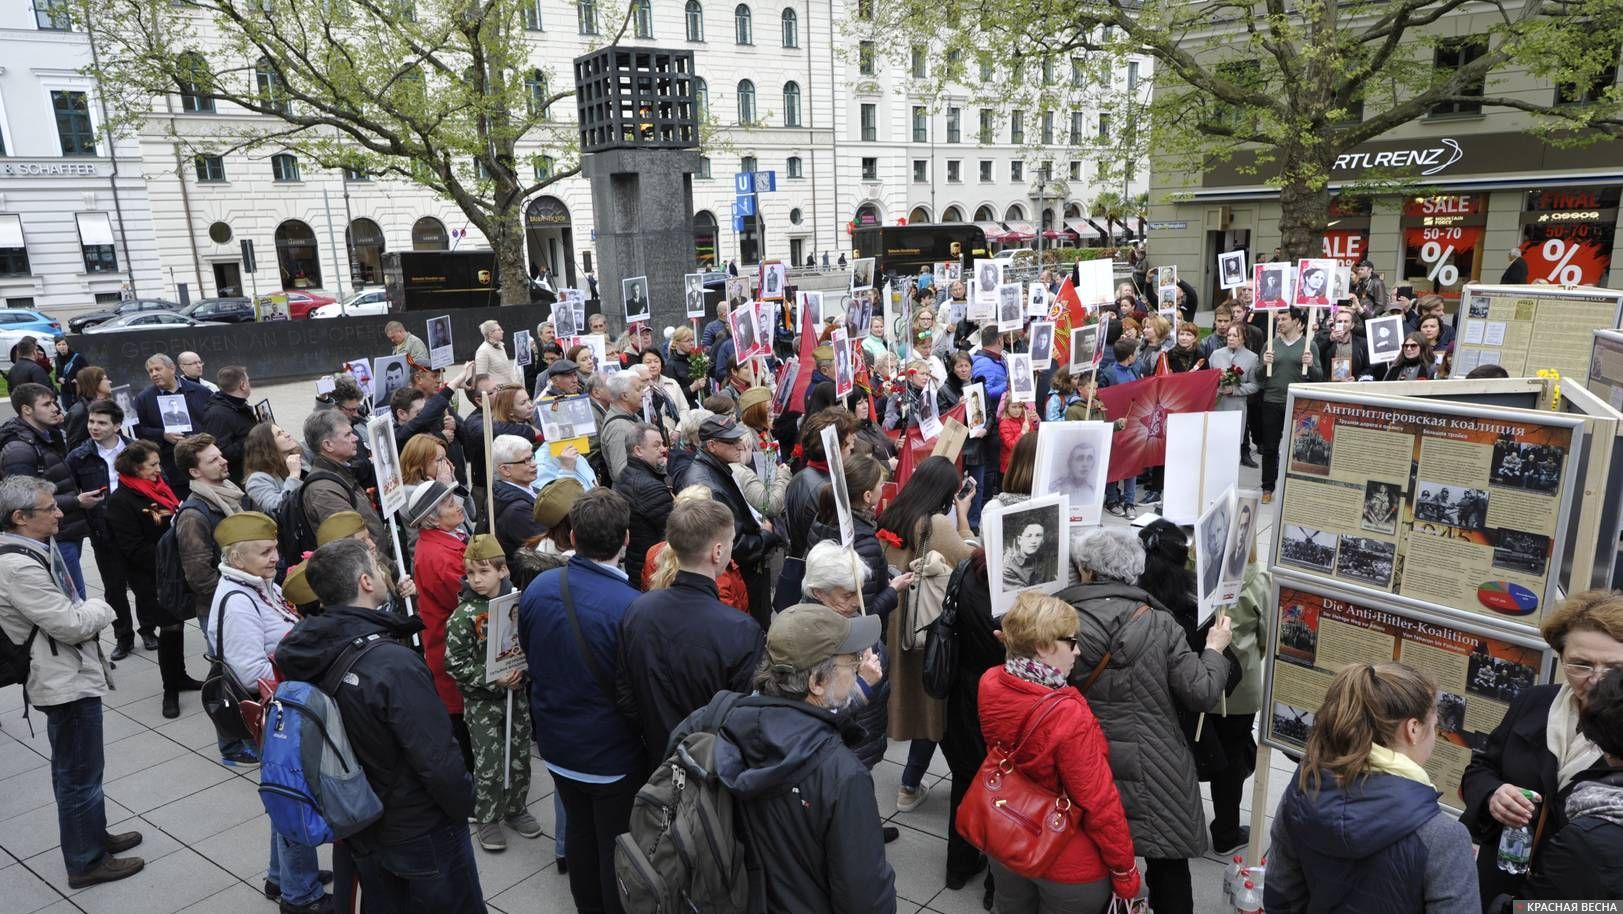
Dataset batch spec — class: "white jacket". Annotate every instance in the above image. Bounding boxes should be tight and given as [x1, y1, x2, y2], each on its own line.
[0, 535, 113, 707]
[205, 564, 298, 688]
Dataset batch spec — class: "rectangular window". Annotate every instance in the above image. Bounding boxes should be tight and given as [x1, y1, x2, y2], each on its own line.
[76, 212, 117, 273]
[912, 106, 928, 143]
[860, 103, 877, 142]
[522, 0, 543, 29]
[1430, 37, 1489, 116]
[271, 154, 300, 182]
[979, 58, 993, 82]
[0, 215, 30, 276]
[912, 160, 927, 183]
[698, 156, 712, 178]
[194, 154, 226, 182]
[1127, 61, 1140, 91]
[946, 107, 960, 143]
[344, 167, 370, 182]
[1071, 58, 1085, 87]
[35, 0, 71, 30]
[52, 90, 96, 156]
[978, 109, 993, 144]
[6, 297, 37, 309]
[1098, 113, 1111, 140]
[1069, 160, 1082, 181]
[859, 42, 876, 76]
[1041, 110, 1054, 145]
[1010, 160, 1023, 182]
[1041, 57, 1054, 85]
[911, 45, 927, 79]
[786, 156, 803, 178]
[979, 160, 993, 183]
[578, 0, 598, 35]
[1557, 48, 1619, 104]
[534, 156, 552, 180]
[1070, 111, 1085, 145]
[741, 155, 757, 173]
[946, 160, 961, 183]
[861, 157, 878, 180]
[1010, 110, 1024, 145]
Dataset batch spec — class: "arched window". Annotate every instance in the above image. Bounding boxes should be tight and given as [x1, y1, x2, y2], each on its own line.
[176, 52, 214, 113]
[1004, 203, 1026, 221]
[274, 219, 321, 289]
[684, 0, 703, 40]
[974, 204, 996, 221]
[942, 205, 965, 222]
[908, 206, 931, 224]
[780, 7, 797, 47]
[632, 0, 653, 37]
[693, 210, 718, 268]
[412, 216, 449, 251]
[693, 76, 708, 120]
[782, 81, 800, 127]
[786, 155, 803, 178]
[255, 58, 290, 114]
[347, 217, 385, 285]
[737, 79, 756, 125]
[525, 69, 548, 118]
[733, 3, 751, 44]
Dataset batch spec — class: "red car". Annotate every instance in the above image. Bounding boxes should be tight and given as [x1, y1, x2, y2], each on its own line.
[283, 291, 339, 320]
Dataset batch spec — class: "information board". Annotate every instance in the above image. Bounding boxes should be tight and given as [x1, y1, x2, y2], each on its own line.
[1589, 329, 1623, 412]
[1451, 283, 1623, 381]
[1262, 577, 1555, 808]
[1277, 388, 1583, 634]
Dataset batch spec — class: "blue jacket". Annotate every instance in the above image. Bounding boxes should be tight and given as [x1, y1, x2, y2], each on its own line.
[1099, 360, 1141, 388]
[971, 349, 1008, 405]
[1265, 770, 1479, 914]
[519, 555, 644, 777]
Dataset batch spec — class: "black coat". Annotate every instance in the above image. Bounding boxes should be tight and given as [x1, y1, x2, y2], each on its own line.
[806, 516, 897, 629]
[463, 411, 539, 489]
[616, 571, 763, 757]
[1523, 767, 1623, 902]
[613, 456, 673, 587]
[679, 450, 776, 570]
[392, 387, 454, 452]
[201, 390, 257, 482]
[7, 357, 54, 393]
[669, 693, 896, 914]
[782, 466, 828, 559]
[489, 481, 544, 563]
[102, 484, 178, 624]
[0, 417, 90, 541]
[133, 378, 211, 493]
[274, 604, 471, 847]
[66, 435, 128, 541]
[1501, 257, 1530, 285]
[1312, 330, 1371, 381]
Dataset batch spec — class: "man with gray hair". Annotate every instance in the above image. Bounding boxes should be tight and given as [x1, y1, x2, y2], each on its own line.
[0, 475, 144, 888]
[132, 352, 211, 493]
[599, 367, 648, 482]
[385, 320, 430, 366]
[613, 422, 671, 586]
[489, 434, 543, 562]
[302, 408, 385, 545]
[667, 603, 894, 913]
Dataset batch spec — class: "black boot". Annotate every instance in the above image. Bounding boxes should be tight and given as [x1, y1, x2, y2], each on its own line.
[157, 628, 191, 715]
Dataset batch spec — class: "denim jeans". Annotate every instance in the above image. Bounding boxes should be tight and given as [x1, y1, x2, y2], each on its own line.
[269, 829, 324, 906]
[1106, 477, 1137, 507]
[554, 792, 567, 859]
[56, 537, 86, 601]
[352, 820, 487, 914]
[900, 739, 936, 791]
[43, 697, 109, 877]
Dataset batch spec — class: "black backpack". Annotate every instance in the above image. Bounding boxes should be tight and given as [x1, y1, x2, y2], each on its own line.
[277, 469, 357, 561]
[922, 557, 975, 700]
[0, 545, 48, 691]
[155, 497, 217, 613]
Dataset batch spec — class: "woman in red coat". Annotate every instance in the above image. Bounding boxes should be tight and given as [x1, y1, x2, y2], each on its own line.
[975, 591, 1141, 911]
[405, 480, 473, 768]
[997, 396, 1038, 475]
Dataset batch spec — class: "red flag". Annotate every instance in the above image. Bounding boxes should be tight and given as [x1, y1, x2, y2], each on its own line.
[789, 297, 818, 413]
[1049, 277, 1089, 369]
[1094, 369, 1220, 482]
[892, 401, 967, 491]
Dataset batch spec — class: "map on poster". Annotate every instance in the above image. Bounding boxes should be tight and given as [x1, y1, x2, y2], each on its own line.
[1588, 329, 1623, 412]
[1264, 581, 1552, 807]
[1451, 283, 1622, 381]
[1277, 391, 1577, 632]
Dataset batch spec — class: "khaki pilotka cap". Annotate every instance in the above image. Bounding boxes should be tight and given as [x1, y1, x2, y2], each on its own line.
[766, 604, 881, 672]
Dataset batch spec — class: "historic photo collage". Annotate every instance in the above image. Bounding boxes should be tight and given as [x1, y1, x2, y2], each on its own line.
[1267, 585, 1548, 804]
[1455, 288, 1620, 381]
[1279, 396, 1571, 630]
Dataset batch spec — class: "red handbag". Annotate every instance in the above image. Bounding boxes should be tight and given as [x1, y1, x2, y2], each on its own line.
[954, 688, 1083, 878]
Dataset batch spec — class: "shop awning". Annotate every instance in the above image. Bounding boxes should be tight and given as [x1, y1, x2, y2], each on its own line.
[76, 212, 115, 246]
[1002, 221, 1038, 242]
[0, 215, 23, 249]
[975, 221, 1008, 242]
[1042, 225, 1079, 241]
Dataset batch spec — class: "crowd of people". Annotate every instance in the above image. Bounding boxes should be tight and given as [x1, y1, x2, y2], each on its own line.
[0, 252, 1617, 914]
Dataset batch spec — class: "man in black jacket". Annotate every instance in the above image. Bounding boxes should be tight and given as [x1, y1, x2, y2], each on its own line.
[612, 423, 672, 588]
[0, 383, 99, 597]
[668, 604, 893, 914]
[66, 400, 141, 657]
[7, 337, 55, 392]
[489, 434, 543, 561]
[275, 539, 482, 912]
[1310, 310, 1370, 382]
[775, 408, 854, 613]
[679, 415, 779, 629]
[132, 353, 212, 495]
[200, 365, 256, 481]
[618, 497, 761, 757]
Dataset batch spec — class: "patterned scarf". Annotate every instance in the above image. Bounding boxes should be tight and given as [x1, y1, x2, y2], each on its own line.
[1005, 656, 1067, 689]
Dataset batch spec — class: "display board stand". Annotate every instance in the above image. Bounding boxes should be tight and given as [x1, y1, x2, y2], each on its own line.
[1450, 283, 1623, 381]
[1586, 329, 1623, 587]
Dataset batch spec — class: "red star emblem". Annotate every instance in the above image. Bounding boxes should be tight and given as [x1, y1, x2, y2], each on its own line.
[1138, 401, 1170, 440]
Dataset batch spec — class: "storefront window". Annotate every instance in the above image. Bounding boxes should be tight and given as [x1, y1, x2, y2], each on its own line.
[1518, 187, 1620, 287]
[1322, 196, 1371, 268]
[1400, 195, 1487, 305]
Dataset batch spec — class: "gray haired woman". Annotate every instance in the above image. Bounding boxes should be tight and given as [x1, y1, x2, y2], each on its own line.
[475, 319, 522, 387]
[802, 541, 888, 769]
[1056, 526, 1233, 914]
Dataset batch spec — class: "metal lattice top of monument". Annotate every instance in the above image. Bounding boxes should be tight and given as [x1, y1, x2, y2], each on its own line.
[573, 48, 700, 154]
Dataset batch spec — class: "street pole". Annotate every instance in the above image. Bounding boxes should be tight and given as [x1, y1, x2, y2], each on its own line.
[322, 186, 341, 293]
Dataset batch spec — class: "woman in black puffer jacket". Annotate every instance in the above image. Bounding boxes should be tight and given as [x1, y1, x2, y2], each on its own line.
[805, 452, 913, 630]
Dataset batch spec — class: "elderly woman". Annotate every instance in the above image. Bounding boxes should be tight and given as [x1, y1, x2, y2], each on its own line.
[398, 432, 473, 555]
[406, 480, 474, 768]
[977, 592, 1142, 912]
[1462, 590, 1623, 907]
[475, 319, 522, 387]
[242, 423, 303, 514]
[204, 512, 327, 911]
[669, 408, 712, 488]
[802, 541, 892, 805]
[1058, 526, 1232, 914]
[734, 391, 789, 521]
[104, 439, 199, 718]
[1208, 324, 1260, 466]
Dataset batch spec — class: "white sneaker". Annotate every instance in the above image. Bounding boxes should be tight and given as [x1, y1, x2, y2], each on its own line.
[896, 783, 929, 812]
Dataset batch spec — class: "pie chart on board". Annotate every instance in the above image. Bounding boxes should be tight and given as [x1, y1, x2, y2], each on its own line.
[1477, 581, 1538, 616]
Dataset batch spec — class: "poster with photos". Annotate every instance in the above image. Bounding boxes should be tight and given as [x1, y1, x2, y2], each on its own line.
[514, 329, 534, 367]
[963, 382, 988, 431]
[850, 257, 876, 292]
[996, 283, 1024, 332]
[1366, 314, 1405, 365]
[483, 591, 526, 683]
[846, 291, 874, 339]
[1070, 325, 1102, 375]
[820, 423, 854, 547]
[372, 355, 410, 412]
[1027, 282, 1051, 318]
[1218, 250, 1248, 290]
[366, 414, 406, 518]
[1195, 486, 1237, 624]
[553, 300, 579, 338]
[918, 382, 943, 441]
[1006, 352, 1035, 403]
[984, 493, 1070, 617]
[1253, 263, 1295, 310]
[730, 303, 766, 362]
[1031, 420, 1112, 526]
[427, 315, 454, 369]
[111, 384, 136, 434]
[798, 290, 824, 330]
[157, 394, 193, 434]
[343, 358, 373, 401]
[621, 276, 651, 324]
[684, 273, 708, 318]
[725, 276, 752, 307]
[831, 327, 854, 398]
[1294, 258, 1336, 308]
[759, 261, 788, 301]
[1028, 320, 1055, 370]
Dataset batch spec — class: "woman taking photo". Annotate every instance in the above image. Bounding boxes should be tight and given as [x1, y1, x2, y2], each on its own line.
[1058, 526, 1231, 914]
[1384, 332, 1437, 381]
[205, 512, 329, 912]
[1266, 662, 1479, 913]
[103, 440, 199, 719]
[975, 591, 1141, 912]
[242, 423, 303, 514]
[1462, 590, 1623, 906]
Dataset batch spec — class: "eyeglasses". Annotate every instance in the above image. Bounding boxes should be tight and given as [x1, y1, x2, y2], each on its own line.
[1403, 343, 1421, 349]
[501, 457, 536, 466]
[1056, 636, 1078, 650]
[1564, 661, 1619, 680]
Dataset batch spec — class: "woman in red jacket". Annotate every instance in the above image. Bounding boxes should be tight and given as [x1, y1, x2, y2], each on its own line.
[997, 396, 1038, 475]
[405, 479, 474, 770]
[976, 591, 1141, 912]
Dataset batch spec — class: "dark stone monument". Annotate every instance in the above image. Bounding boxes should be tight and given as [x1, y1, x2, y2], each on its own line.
[574, 47, 701, 335]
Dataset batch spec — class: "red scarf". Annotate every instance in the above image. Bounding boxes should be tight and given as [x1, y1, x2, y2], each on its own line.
[806, 459, 830, 473]
[118, 472, 180, 512]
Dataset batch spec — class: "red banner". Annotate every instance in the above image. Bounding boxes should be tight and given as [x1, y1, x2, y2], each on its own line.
[1094, 370, 1220, 482]
[893, 401, 968, 491]
[1048, 277, 1090, 370]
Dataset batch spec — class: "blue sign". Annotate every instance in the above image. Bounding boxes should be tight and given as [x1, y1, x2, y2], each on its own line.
[734, 172, 754, 194]
[753, 171, 776, 193]
[733, 215, 747, 233]
[735, 171, 776, 194]
[734, 194, 757, 217]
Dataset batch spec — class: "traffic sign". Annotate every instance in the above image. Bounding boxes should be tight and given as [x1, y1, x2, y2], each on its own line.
[734, 194, 757, 217]
[240, 239, 256, 273]
[734, 172, 754, 194]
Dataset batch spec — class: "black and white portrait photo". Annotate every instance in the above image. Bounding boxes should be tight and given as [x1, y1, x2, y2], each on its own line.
[1468, 296, 1491, 319]
[832, 329, 854, 396]
[253, 399, 275, 425]
[367, 414, 406, 517]
[983, 494, 1069, 616]
[760, 261, 787, 301]
[850, 257, 876, 292]
[1489, 440, 1564, 493]
[1219, 250, 1247, 290]
[1366, 314, 1404, 365]
[1027, 282, 1050, 318]
[1254, 263, 1294, 310]
[1028, 321, 1055, 369]
[730, 302, 763, 361]
[1415, 481, 1489, 531]
[1335, 536, 1397, 587]
[553, 301, 578, 338]
[372, 355, 409, 412]
[1223, 496, 1257, 584]
[963, 382, 988, 430]
[1070, 325, 1101, 375]
[725, 277, 751, 308]
[158, 394, 192, 434]
[1280, 524, 1335, 572]
[798, 290, 824, 329]
[621, 276, 650, 323]
[820, 424, 854, 546]
[1361, 480, 1403, 535]
[514, 329, 534, 367]
[684, 272, 707, 318]
[997, 283, 1023, 331]
[1197, 496, 1231, 609]
[846, 291, 873, 339]
[976, 260, 1001, 297]
[1007, 352, 1035, 403]
[1032, 421, 1112, 526]
[427, 315, 454, 369]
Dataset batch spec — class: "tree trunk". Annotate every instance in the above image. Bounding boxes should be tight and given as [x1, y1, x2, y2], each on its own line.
[493, 200, 531, 306]
[1276, 165, 1333, 263]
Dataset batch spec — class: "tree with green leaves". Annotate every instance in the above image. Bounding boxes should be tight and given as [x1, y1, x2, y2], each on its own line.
[872, 0, 1623, 259]
[81, 0, 636, 304]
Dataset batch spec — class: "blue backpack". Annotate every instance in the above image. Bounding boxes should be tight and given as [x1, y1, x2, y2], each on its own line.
[258, 635, 387, 846]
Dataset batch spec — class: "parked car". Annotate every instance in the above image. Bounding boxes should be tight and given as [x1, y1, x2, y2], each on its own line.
[67, 298, 183, 333]
[0, 308, 64, 336]
[181, 297, 256, 323]
[310, 288, 390, 319]
[81, 312, 222, 333]
[283, 291, 339, 320]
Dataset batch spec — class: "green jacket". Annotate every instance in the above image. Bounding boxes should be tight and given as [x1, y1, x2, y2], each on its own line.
[1226, 563, 1270, 714]
[444, 590, 507, 703]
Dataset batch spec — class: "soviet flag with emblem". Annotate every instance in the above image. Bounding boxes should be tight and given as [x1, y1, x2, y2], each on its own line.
[1094, 369, 1220, 482]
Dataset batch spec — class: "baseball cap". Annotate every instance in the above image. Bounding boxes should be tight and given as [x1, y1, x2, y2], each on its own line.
[766, 604, 881, 672]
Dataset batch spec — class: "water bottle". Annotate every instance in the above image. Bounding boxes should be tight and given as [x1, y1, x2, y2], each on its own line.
[1235, 879, 1263, 914]
[1223, 855, 1244, 904]
[1496, 789, 1541, 874]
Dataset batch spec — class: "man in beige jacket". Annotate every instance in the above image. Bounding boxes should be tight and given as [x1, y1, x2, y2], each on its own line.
[0, 475, 143, 888]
